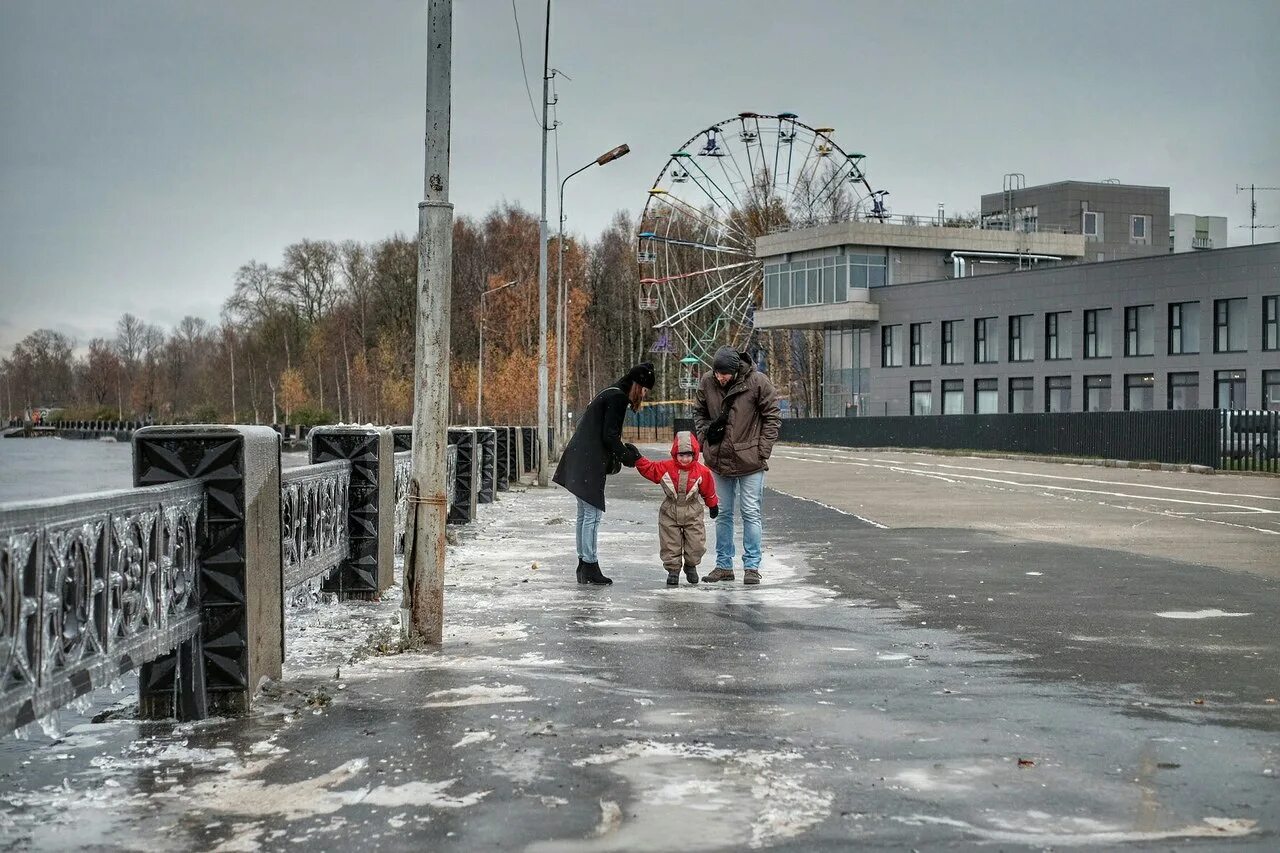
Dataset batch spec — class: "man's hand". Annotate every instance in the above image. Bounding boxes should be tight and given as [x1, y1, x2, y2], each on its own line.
[706, 413, 729, 446]
[621, 443, 642, 467]
[709, 505, 719, 519]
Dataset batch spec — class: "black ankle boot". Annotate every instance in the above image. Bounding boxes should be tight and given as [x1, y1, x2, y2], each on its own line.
[683, 564, 699, 585]
[585, 561, 612, 585]
[576, 559, 589, 584]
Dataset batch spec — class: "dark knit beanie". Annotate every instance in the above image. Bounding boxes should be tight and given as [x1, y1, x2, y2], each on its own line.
[623, 362, 656, 390]
[712, 346, 742, 375]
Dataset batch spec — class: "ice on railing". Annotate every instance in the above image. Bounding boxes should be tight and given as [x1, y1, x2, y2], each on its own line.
[280, 460, 351, 601]
[1, 480, 202, 736]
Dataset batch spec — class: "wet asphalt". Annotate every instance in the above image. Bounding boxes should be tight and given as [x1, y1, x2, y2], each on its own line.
[1, 467, 1277, 851]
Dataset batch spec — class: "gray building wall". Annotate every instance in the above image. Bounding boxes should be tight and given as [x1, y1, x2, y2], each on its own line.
[861, 243, 1279, 416]
[980, 181, 1170, 262]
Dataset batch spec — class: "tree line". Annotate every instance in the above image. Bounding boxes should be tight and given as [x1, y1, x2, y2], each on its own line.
[2, 202, 660, 426]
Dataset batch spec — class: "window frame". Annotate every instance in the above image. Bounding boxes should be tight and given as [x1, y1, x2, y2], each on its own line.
[1167, 371, 1199, 411]
[1084, 308, 1111, 359]
[1123, 372, 1155, 411]
[941, 319, 961, 365]
[1008, 314, 1033, 362]
[1168, 301, 1200, 355]
[909, 322, 932, 367]
[1124, 304, 1154, 357]
[881, 324, 902, 368]
[1008, 376, 1034, 414]
[1214, 369, 1247, 409]
[1214, 297, 1247, 354]
[1084, 374, 1112, 412]
[910, 380, 933, 416]
[1045, 375, 1071, 413]
[1264, 295, 1278, 351]
[974, 316, 997, 364]
[974, 377, 998, 415]
[941, 378, 964, 415]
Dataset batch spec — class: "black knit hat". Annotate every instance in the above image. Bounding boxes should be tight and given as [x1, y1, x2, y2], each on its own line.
[622, 362, 656, 390]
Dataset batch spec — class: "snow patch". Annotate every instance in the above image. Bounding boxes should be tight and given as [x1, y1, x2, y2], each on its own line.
[423, 683, 533, 708]
[1155, 608, 1252, 620]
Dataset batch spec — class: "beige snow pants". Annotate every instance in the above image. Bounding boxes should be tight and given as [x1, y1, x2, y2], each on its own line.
[658, 499, 707, 572]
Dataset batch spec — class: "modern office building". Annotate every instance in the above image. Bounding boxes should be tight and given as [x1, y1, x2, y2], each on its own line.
[1171, 213, 1228, 253]
[754, 228, 1279, 416]
[980, 180, 1170, 262]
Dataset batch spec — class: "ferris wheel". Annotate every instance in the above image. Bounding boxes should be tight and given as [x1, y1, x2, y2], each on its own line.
[638, 112, 884, 375]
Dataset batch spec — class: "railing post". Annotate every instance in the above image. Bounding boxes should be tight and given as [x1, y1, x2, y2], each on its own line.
[476, 427, 497, 504]
[132, 425, 283, 719]
[447, 427, 478, 524]
[309, 426, 395, 598]
[494, 426, 512, 491]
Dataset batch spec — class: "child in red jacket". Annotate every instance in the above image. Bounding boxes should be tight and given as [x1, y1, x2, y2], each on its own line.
[633, 430, 719, 586]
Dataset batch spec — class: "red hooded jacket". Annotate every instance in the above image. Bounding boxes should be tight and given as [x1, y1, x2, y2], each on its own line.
[635, 431, 718, 509]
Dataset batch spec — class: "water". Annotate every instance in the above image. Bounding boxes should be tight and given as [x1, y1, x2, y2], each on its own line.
[0, 437, 134, 502]
[0, 438, 311, 504]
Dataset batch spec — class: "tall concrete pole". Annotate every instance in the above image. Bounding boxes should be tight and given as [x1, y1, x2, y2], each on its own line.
[535, 0, 551, 486]
[404, 0, 453, 643]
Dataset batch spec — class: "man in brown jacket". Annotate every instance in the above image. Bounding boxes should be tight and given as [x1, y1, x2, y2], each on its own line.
[693, 346, 782, 585]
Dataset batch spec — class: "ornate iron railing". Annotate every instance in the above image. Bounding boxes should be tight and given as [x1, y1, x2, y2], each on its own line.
[280, 460, 350, 603]
[0, 482, 203, 734]
[393, 450, 411, 554]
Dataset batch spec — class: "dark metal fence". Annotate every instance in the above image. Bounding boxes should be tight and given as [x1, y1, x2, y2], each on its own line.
[674, 409, 1241, 469]
[1219, 410, 1279, 473]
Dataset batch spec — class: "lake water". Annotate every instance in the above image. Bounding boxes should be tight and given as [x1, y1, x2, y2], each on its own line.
[0, 437, 310, 504]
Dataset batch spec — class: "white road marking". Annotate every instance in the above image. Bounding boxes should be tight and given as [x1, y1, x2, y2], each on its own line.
[1156, 608, 1252, 619]
[767, 486, 888, 529]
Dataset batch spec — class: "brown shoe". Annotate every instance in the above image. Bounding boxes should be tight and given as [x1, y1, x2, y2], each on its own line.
[701, 567, 735, 583]
[743, 569, 761, 585]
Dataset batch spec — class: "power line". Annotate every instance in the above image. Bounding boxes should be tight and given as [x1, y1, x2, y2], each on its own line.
[510, 0, 543, 129]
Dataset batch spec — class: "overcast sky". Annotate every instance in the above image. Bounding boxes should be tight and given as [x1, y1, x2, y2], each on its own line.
[2, 0, 1277, 355]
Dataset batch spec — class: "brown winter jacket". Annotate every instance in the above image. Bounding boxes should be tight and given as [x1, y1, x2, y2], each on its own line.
[692, 350, 782, 479]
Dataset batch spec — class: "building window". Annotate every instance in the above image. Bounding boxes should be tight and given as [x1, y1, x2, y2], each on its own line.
[881, 324, 902, 367]
[910, 322, 932, 366]
[1045, 376, 1071, 413]
[1084, 308, 1112, 358]
[1264, 370, 1280, 412]
[975, 378, 998, 414]
[974, 317, 998, 363]
[1008, 377, 1034, 413]
[1045, 311, 1072, 360]
[941, 320, 961, 365]
[1214, 298, 1247, 353]
[1083, 210, 1102, 240]
[1124, 373, 1155, 411]
[1008, 314, 1033, 362]
[1215, 370, 1246, 409]
[1124, 305, 1154, 357]
[910, 381, 932, 415]
[1130, 214, 1149, 244]
[942, 379, 964, 414]
[1265, 296, 1278, 351]
[1167, 372, 1199, 411]
[1085, 375, 1112, 412]
[1169, 301, 1200, 355]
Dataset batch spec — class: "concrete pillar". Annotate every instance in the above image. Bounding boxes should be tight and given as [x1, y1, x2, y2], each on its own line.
[309, 426, 394, 598]
[133, 425, 283, 718]
[446, 427, 479, 524]
[476, 427, 497, 503]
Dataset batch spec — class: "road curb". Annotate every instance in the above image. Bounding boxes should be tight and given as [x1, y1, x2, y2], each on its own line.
[777, 443, 1223, 475]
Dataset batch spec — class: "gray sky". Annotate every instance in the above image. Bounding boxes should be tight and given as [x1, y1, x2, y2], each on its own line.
[2, 0, 1277, 355]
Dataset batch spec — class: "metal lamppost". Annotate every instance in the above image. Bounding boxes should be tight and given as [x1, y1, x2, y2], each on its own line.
[556, 143, 630, 451]
[477, 279, 519, 424]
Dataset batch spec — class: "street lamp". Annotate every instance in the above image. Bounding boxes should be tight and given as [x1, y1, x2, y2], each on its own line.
[556, 143, 630, 453]
[478, 279, 519, 424]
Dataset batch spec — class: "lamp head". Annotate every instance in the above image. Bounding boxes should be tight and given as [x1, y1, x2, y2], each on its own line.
[596, 144, 630, 166]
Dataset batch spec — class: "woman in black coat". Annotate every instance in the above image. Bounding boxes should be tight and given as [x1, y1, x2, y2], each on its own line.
[553, 363, 655, 584]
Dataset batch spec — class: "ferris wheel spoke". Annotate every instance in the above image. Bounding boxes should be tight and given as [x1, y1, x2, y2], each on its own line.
[650, 192, 752, 248]
[678, 158, 739, 222]
[639, 232, 751, 257]
[652, 268, 756, 330]
[641, 259, 755, 286]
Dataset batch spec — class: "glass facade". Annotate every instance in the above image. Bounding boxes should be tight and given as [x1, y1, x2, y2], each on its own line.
[822, 328, 869, 417]
[763, 251, 887, 309]
[1215, 369, 1246, 409]
[1124, 305, 1154, 357]
[1084, 309, 1112, 358]
[1167, 372, 1199, 410]
[1169, 301, 1200, 355]
[1045, 376, 1071, 412]
[1045, 312, 1072, 360]
[1085, 375, 1112, 411]
[975, 378, 998, 414]
[942, 379, 964, 414]
[910, 381, 932, 415]
[1008, 377, 1034, 413]
[1214, 298, 1246, 353]
[1124, 373, 1155, 411]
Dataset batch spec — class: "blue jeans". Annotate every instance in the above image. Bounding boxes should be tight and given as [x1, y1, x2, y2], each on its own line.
[712, 470, 765, 571]
[576, 498, 603, 563]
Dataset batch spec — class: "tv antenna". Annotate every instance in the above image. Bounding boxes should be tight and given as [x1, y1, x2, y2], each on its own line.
[1235, 184, 1279, 244]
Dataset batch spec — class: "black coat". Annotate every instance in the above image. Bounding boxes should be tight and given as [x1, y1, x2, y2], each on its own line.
[553, 381, 631, 511]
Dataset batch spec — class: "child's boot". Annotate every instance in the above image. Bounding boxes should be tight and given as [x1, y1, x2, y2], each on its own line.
[666, 570, 680, 586]
[683, 564, 699, 585]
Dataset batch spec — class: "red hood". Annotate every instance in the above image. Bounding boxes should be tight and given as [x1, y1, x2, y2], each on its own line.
[670, 430, 700, 468]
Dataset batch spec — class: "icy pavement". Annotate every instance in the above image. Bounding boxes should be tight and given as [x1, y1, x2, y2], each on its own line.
[1, 474, 1276, 850]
